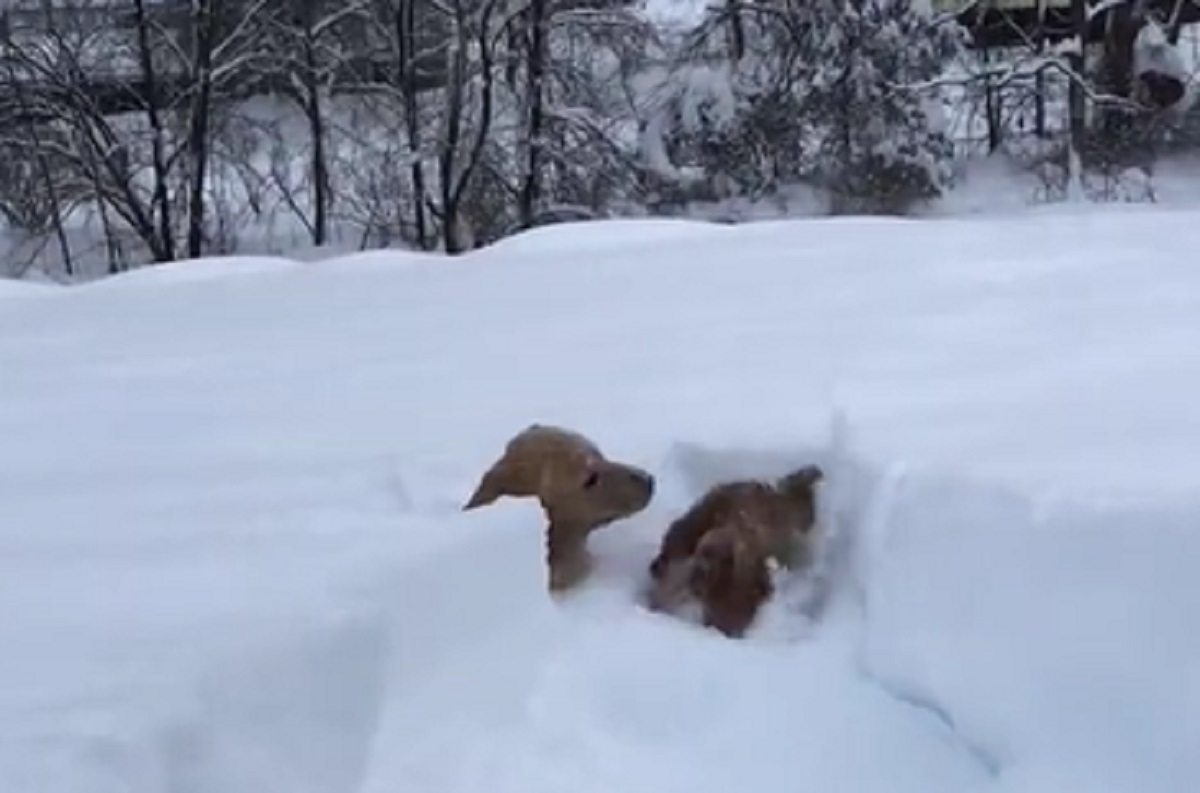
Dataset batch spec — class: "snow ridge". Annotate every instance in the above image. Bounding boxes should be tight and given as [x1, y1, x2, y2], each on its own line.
[7, 210, 1200, 793]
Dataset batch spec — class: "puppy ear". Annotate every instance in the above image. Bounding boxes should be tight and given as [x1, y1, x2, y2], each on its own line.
[777, 463, 824, 495]
[462, 459, 511, 510]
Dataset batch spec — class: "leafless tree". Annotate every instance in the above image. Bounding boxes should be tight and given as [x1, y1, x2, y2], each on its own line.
[262, 0, 368, 246]
[424, 0, 503, 252]
[371, 0, 440, 247]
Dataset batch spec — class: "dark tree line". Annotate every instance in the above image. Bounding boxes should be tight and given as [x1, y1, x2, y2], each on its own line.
[0, 0, 1190, 281]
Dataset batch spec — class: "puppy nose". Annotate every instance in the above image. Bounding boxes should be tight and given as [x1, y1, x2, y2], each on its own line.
[636, 469, 655, 496]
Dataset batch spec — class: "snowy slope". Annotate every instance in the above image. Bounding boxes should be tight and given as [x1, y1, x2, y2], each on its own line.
[2, 209, 1199, 793]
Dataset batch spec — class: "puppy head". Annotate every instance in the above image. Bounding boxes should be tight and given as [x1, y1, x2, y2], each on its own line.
[571, 458, 655, 527]
[688, 530, 733, 599]
[687, 525, 773, 638]
[463, 423, 654, 527]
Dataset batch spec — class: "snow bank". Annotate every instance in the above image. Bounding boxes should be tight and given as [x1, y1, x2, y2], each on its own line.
[4, 205, 1200, 793]
[861, 471, 1200, 792]
[353, 435, 996, 793]
[0, 278, 57, 297]
[478, 216, 734, 261]
[96, 255, 302, 288]
[316, 248, 449, 271]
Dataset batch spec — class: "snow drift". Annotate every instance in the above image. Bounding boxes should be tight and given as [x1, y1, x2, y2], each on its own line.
[2, 207, 1199, 793]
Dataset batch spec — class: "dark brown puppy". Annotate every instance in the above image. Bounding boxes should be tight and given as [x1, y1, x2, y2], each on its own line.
[463, 424, 655, 593]
[646, 464, 823, 638]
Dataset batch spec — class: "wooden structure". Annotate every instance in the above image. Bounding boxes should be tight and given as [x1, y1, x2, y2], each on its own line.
[934, 0, 1200, 48]
[936, 0, 1199, 155]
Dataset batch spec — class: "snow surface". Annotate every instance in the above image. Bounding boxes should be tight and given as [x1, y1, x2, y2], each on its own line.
[2, 208, 1199, 793]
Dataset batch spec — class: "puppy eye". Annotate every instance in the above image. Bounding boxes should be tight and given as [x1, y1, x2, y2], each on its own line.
[582, 470, 600, 489]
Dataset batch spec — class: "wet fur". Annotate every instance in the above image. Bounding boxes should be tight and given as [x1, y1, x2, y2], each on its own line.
[646, 464, 823, 638]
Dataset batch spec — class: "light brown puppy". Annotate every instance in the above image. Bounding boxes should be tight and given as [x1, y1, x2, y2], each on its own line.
[646, 464, 823, 638]
[463, 424, 655, 593]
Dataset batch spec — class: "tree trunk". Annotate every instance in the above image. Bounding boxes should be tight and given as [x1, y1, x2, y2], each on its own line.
[133, 0, 176, 262]
[1067, 0, 1087, 150]
[440, 33, 465, 253]
[518, 0, 546, 228]
[439, 0, 496, 252]
[726, 0, 745, 62]
[304, 33, 329, 246]
[187, 0, 219, 259]
[1165, 0, 1186, 44]
[397, 0, 428, 247]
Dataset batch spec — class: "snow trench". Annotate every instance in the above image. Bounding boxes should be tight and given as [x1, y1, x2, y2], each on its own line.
[18, 428, 1197, 793]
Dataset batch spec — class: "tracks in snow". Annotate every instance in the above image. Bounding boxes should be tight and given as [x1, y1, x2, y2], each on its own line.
[86, 439, 1001, 793]
[345, 440, 999, 793]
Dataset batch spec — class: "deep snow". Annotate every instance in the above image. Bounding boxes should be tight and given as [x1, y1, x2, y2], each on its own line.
[1, 208, 1198, 793]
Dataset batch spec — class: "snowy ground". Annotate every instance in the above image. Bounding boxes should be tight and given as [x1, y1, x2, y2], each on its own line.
[2, 208, 1198, 793]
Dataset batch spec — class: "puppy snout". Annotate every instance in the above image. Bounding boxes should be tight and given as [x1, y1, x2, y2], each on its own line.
[634, 469, 655, 496]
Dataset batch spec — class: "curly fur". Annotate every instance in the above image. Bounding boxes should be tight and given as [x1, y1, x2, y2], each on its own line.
[646, 464, 823, 638]
[463, 424, 655, 593]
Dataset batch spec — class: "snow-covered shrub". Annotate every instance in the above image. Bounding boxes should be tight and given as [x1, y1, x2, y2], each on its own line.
[637, 0, 964, 215]
[498, 0, 655, 227]
[637, 9, 812, 206]
[803, 0, 966, 214]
